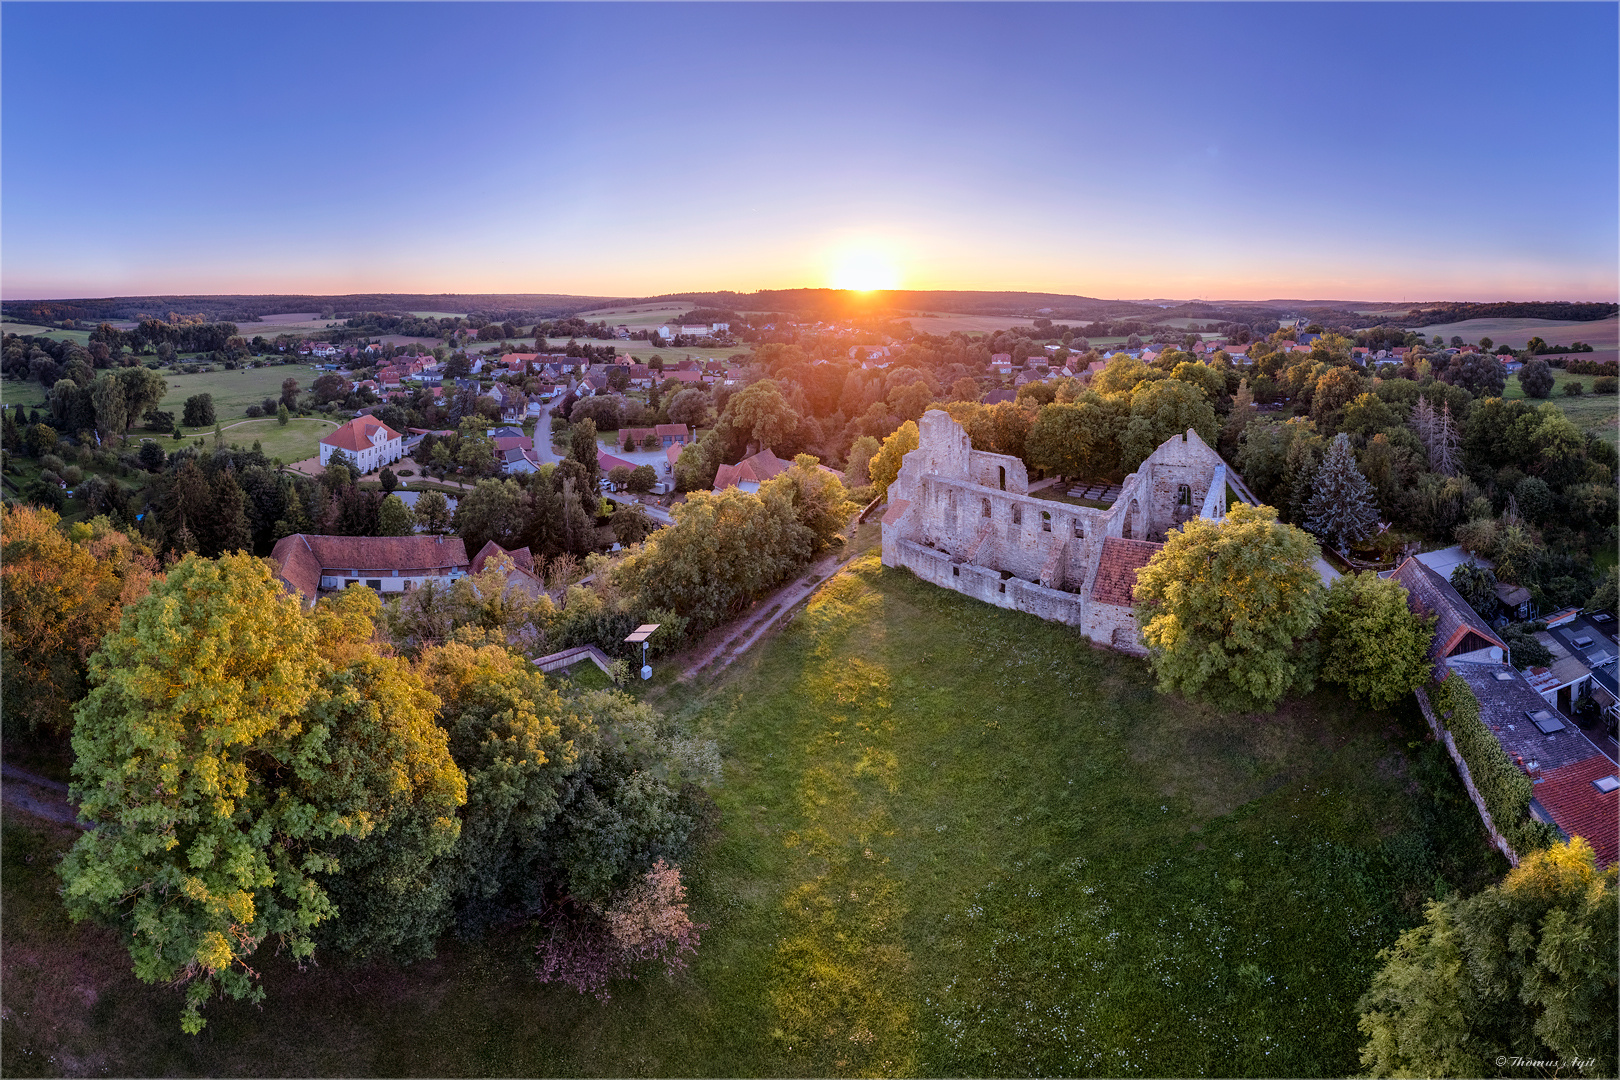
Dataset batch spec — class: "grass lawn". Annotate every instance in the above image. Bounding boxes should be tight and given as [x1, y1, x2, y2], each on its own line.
[156, 364, 327, 422]
[0, 377, 51, 410]
[1502, 368, 1618, 449]
[187, 416, 336, 463]
[1, 552, 1504, 1076]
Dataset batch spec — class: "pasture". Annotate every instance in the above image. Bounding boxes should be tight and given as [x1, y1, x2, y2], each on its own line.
[0, 551, 1503, 1077]
[1503, 367, 1619, 449]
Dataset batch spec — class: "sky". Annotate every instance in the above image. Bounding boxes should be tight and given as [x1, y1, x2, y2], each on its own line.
[3, 2, 1616, 303]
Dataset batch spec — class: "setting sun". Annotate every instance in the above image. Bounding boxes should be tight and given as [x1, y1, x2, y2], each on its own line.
[829, 246, 900, 291]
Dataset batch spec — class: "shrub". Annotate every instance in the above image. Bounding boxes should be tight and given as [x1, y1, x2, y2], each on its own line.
[1593, 376, 1618, 395]
[1562, 380, 1584, 397]
[246, 405, 264, 418]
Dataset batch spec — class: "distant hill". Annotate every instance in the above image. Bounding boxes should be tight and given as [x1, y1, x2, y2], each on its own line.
[0, 293, 624, 326]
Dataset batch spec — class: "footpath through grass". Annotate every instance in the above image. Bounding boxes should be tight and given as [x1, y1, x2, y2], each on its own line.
[1, 552, 1504, 1076]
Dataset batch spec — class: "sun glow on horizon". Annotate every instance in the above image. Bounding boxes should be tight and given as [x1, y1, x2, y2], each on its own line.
[828, 244, 901, 292]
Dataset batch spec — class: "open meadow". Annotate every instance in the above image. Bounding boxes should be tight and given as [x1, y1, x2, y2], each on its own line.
[1, 550, 1504, 1077]
[1503, 367, 1619, 449]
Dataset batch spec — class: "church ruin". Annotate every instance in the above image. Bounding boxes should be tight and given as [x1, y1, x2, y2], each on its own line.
[880, 409, 1230, 653]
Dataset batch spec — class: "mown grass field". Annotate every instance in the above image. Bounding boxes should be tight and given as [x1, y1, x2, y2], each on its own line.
[197, 416, 337, 462]
[1, 552, 1504, 1076]
[1, 364, 331, 423]
[1503, 367, 1619, 449]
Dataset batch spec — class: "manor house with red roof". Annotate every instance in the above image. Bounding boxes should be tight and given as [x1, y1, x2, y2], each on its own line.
[320, 416, 404, 472]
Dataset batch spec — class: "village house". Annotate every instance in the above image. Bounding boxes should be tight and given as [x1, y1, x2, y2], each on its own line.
[320, 416, 404, 472]
[271, 534, 471, 604]
[713, 447, 840, 494]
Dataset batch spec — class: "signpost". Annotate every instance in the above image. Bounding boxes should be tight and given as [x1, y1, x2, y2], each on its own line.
[624, 623, 660, 681]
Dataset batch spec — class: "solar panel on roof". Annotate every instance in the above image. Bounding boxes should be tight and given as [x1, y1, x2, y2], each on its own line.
[624, 623, 661, 644]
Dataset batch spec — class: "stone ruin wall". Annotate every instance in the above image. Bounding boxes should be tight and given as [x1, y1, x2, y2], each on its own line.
[882, 410, 1228, 648]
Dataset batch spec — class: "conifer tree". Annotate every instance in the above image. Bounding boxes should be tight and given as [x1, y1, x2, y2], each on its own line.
[1304, 433, 1380, 552]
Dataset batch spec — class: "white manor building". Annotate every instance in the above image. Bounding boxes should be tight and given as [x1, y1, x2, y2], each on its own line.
[319, 416, 404, 472]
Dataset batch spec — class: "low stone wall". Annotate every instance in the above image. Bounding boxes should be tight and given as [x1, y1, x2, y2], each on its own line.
[891, 539, 1086, 626]
[1414, 687, 1520, 867]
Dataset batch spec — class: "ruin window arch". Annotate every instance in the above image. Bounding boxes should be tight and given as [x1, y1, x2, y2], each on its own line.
[1178, 484, 1192, 506]
[1040, 510, 1052, 532]
[1073, 518, 1084, 538]
[998, 465, 1006, 491]
[982, 498, 991, 518]
[948, 490, 957, 511]
[1011, 504, 1022, 526]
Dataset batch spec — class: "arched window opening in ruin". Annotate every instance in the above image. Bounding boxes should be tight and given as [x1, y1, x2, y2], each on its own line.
[998, 465, 1006, 491]
[1040, 510, 1052, 532]
[982, 498, 991, 518]
[1011, 504, 1022, 526]
[948, 490, 957, 511]
[1073, 518, 1083, 538]
[1178, 484, 1192, 506]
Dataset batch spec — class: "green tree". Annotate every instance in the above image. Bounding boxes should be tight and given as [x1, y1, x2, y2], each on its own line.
[843, 434, 881, 487]
[379, 467, 398, 494]
[1589, 565, 1618, 617]
[867, 419, 919, 501]
[627, 464, 657, 494]
[1318, 572, 1435, 708]
[1357, 838, 1617, 1078]
[1120, 378, 1218, 471]
[413, 489, 452, 535]
[1025, 395, 1128, 480]
[1517, 359, 1554, 398]
[1449, 562, 1500, 619]
[377, 494, 415, 536]
[762, 454, 855, 553]
[277, 402, 291, 425]
[182, 393, 215, 428]
[1303, 433, 1380, 552]
[723, 379, 800, 452]
[453, 478, 530, 553]
[610, 503, 655, 545]
[1134, 504, 1324, 713]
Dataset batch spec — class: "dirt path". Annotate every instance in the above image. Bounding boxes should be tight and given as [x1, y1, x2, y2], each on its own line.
[679, 533, 870, 682]
[1, 763, 87, 829]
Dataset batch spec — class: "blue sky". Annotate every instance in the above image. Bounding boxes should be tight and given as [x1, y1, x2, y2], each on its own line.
[3, 2, 1615, 301]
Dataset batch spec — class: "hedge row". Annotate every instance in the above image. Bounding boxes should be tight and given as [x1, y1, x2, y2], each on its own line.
[1430, 674, 1561, 857]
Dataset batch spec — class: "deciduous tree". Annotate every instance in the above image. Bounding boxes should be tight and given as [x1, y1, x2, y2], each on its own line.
[1134, 503, 1324, 713]
[1318, 572, 1435, 708]
[1357, 838, 1617, 1078]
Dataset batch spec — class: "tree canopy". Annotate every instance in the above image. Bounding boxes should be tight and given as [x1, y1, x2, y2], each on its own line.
[1133, 503, 1324, 712]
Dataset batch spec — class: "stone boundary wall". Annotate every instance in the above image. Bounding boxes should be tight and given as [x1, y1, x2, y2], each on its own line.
[1414, 687, 1520, 867]
[890, 538, 1087, 626]
[534, 644, 618, 679]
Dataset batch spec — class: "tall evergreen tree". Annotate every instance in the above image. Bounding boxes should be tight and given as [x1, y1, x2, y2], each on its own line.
[1304, 433, 1380, 552]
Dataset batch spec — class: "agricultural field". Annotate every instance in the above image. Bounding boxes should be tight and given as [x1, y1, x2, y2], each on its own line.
[1411, 315, 1619, 352]
[0, 322, 94, 346]
[0, 551, 1504, 1076]
[1503, 367, 1619, 449]
[574, 303, 697, 327]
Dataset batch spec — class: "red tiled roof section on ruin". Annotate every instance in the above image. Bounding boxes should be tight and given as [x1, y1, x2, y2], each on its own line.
[1535, 755, 1619, 867]
[881, 498, 911, 526]
[321, 416, 403, 452]
[1089, 537, 1163, 608]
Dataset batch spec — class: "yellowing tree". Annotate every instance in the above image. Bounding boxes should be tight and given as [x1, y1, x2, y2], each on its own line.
[1357, 838, 1616, 1078]
[867, 419, 919, 501]
[59, 556, 465, 1032]
[1133, 503, 1324, 712]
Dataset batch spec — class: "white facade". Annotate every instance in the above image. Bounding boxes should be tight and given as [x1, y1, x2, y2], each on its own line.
[319, 420, 403, 473]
